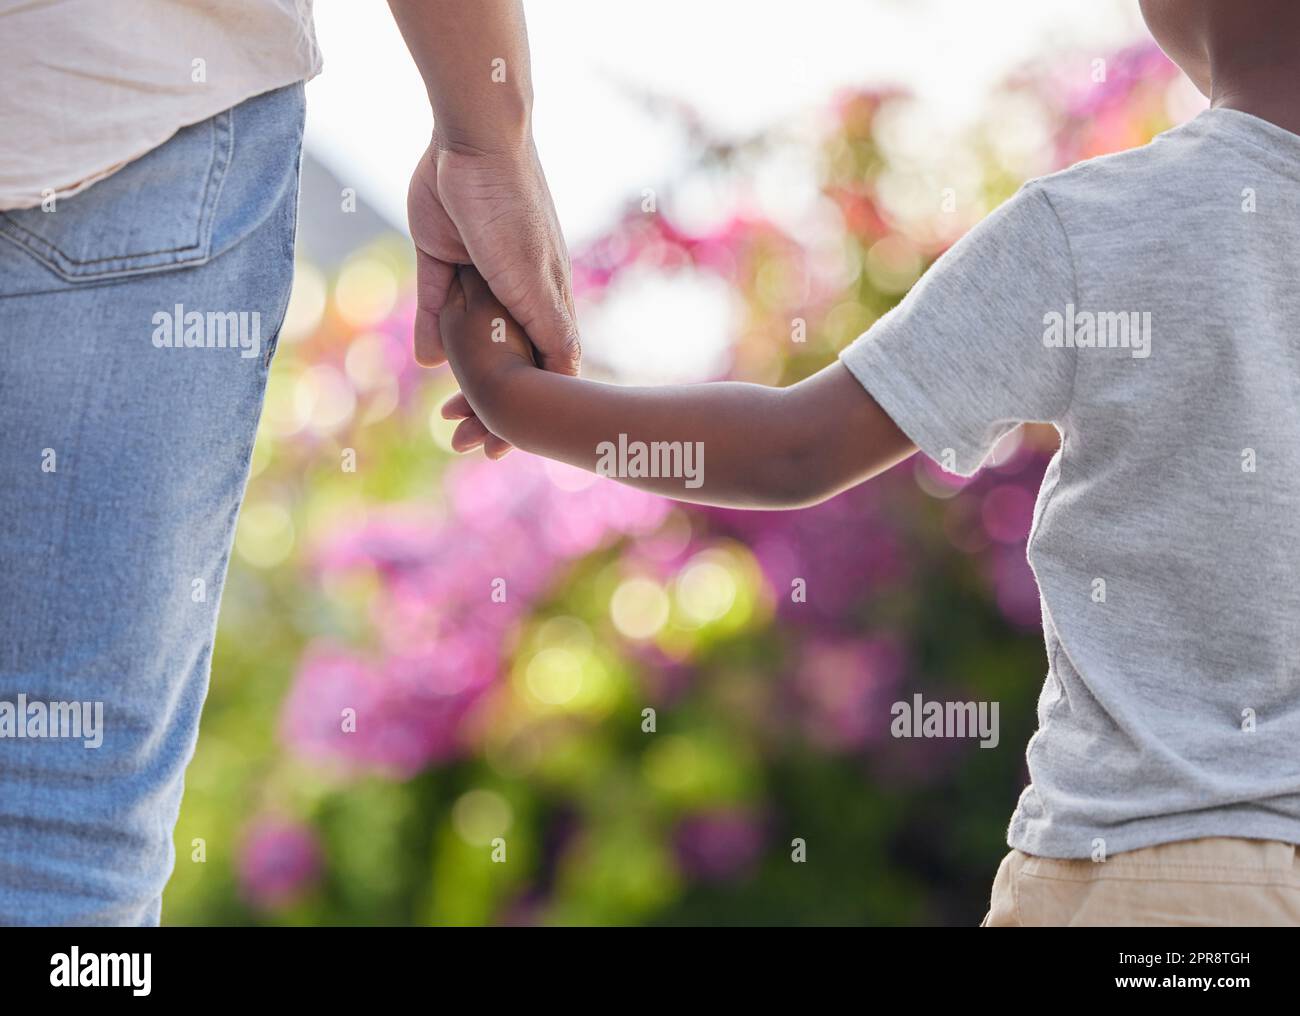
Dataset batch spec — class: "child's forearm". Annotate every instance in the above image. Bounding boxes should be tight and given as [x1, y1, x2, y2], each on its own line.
[461, 360, 916, 509]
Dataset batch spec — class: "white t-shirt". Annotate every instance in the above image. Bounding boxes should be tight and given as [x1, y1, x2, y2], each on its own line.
[0, 0, 321, 210]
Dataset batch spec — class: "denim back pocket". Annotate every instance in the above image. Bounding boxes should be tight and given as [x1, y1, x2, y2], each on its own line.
[0, 109, 233, 283]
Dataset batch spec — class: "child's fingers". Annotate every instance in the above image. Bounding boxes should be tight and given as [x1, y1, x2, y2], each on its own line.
[451, 415, 491, 453]
[484, 435, 514, 460]
[444, 267, 466, 312]
[458, 264, 509, 317]
[450, 414, 513, 459]
[440, 391, 473, 420]
[457, 263, 490, 301]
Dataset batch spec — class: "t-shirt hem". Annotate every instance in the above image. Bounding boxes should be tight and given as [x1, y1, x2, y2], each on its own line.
[1008, 810, 1300, 859]
[0, 70, 320, 212]
[838, 335, 988, 477]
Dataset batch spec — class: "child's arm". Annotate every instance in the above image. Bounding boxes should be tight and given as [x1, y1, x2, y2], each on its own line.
[441, 268, 916, 509]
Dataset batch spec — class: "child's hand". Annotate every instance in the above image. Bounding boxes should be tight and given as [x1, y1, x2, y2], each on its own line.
[439, 265, 537, 458]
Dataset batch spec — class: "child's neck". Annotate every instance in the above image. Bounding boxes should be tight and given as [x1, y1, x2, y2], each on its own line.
[1211, 68, 1300, 140]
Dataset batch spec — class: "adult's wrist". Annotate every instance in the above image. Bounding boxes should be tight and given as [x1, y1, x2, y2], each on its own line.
[430, 89, 534, 159]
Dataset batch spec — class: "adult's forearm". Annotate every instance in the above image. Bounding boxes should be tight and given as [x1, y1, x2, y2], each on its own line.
[388, 0, 535, 152]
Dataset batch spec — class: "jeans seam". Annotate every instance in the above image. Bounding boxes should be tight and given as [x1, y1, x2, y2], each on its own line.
[260, 142, 302, 371]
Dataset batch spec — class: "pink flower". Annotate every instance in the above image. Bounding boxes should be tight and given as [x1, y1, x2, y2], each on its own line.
[283, 454, 670, 776]
[795, 636, 907, 750]
[674, 808, 766, 881]
[987, 544, 1042, 631]
[237, 817, 322, 911]
[280, 642, 492, 778]
[709, 481, 903, 634]
[981, 483, 1037, 544]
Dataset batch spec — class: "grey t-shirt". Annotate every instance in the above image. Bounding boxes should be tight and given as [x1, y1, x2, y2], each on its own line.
[840, 106, 1300, 859]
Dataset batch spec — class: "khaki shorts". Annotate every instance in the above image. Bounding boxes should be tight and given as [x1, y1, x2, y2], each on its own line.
[982, 837, 1300, 926]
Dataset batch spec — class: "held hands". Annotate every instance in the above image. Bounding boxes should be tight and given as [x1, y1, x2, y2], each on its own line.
[439, 266, 538, 457]
[407, 134, 580, 456]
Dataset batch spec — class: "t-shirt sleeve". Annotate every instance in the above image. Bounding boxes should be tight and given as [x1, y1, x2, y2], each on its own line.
[838, 182, 1077, 477]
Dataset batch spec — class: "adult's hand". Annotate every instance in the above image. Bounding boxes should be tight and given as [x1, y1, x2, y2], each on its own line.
[387, 0, 578, 458]
[407, 133, 579, 457]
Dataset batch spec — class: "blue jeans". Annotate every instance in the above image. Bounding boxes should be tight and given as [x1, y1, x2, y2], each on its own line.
[0, 84, 304, 925]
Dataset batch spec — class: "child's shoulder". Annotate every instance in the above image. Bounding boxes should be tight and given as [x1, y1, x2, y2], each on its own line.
[1024, 117, 1214, 232]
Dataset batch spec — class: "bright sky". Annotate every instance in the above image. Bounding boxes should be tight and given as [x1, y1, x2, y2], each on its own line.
[303, 0, 1151, 382]
[305, 0, 1148, 240]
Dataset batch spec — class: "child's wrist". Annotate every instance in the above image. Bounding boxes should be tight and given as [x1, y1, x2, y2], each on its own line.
[461, 354, 531, 436]
[478, 350, 532, 389]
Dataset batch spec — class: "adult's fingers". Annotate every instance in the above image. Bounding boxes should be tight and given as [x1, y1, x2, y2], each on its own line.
[532, 306, 582, 378]
[493, 246, 580, 378]
[437, 146, 581, 379]
[414, 249, 454, 367]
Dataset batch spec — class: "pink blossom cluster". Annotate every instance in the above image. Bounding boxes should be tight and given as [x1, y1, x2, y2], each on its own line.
[280, 456, 670, 776]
